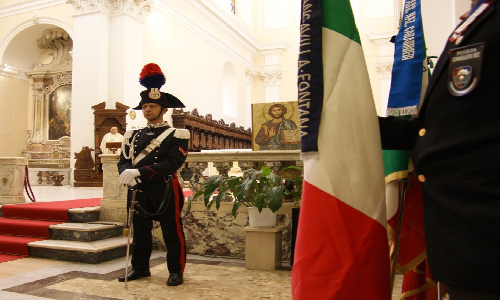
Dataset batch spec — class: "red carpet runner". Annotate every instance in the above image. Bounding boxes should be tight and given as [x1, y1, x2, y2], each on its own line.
[0, 198, 101, 263]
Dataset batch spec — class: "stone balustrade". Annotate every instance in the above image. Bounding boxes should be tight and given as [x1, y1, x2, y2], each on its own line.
[101, 150, 302, 261]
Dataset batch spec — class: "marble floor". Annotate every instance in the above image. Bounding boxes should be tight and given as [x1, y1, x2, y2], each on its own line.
[23, 185, 104, 203]
[1, 185, 410, 299]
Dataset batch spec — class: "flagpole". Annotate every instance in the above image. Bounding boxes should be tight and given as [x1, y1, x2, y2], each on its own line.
[437, 281, 443, 300]
[389, 177, 409, 295]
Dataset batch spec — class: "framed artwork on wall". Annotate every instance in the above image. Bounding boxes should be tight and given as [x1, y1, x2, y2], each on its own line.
[251, 101, 301, 151]
[48, 84, 71, 141]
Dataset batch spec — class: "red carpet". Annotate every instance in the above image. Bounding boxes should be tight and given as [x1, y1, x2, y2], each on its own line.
[0, 198, 102, 263]
[1, 198, 101, 221]
[0, 253, 25, 263]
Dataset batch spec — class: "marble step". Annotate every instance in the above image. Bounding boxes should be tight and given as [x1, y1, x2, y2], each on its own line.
[28, 236, 131, 264]
[68, 206, 101, 223]
[49, 222, 125, 242]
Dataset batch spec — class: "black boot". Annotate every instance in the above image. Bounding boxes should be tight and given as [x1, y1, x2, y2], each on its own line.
[167, 273, 183, 286]
[118, 270, 151, 282]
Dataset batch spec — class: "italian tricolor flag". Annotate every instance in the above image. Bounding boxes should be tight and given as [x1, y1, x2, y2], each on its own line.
[292, 0, 391, 299]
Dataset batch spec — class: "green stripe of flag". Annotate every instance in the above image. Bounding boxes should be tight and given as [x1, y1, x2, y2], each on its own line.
[321, 0, 360, 44]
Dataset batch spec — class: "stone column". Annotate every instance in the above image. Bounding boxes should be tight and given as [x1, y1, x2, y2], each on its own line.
[0, 157, 28, 204]
[67, 0, 151, 184]
[100, 154, 127, 222]
[259, 47, 287, 103]
[245, 70, 257, 128]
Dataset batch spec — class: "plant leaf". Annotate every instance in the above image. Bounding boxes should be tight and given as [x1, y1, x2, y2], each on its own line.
[267, 173, 281, 186]
[255, 193, 265, 212]
[261, 166, 272, 176]
[204, 175, 222, 195]
[192, 190, 204, 200]
[232, 201, 242, 217]
[265, 186, 284, 213]
[214, 189, 229, 210]
[227, 176, 241, 193]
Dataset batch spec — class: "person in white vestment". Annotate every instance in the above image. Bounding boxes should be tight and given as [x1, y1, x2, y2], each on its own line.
[100, 127, 124, 154]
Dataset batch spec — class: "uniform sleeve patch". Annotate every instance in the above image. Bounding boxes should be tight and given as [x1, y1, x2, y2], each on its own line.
[179, 146, 188, 156]
[174, 129, 190, 139]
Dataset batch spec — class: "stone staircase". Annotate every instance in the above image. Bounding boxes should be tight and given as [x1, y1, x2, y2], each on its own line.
[1, 204, 129, 264]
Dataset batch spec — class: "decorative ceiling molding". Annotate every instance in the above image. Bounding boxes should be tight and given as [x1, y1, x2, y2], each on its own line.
[259, 70, 282, 87]
[0, 0, 66, 19]
[189, 0, 289, 54]
[245, 70, 257, 84]
[0, 64, 19, 77]
[155, 0, 255, 69]
[156, 0, 288, 69]
[0, 16, 73, 80]
[33, 28, 73, 71]
[66, 0, 153, 22]
[376, 61, 393, 79]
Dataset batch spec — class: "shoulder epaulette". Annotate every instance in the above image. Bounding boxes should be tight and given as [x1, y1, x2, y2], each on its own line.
[174, 128, 190, 139]
[123, 130, 135, 140]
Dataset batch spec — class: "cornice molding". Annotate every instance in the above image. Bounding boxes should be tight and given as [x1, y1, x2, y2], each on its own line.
[66, 0, 153, 21]
[259, 70, 282, 86]
[156, 0, 288, 69]
[0, 0, 67, 18]
[155, 0, 254, 69]
[376, 61, 393, 79]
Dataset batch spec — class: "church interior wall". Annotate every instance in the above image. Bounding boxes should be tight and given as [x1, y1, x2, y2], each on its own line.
[0, 75, 29, 157]
[142, 11, 247, 127]
[0, 3, 73, 158]
[0, 0, 477, 183]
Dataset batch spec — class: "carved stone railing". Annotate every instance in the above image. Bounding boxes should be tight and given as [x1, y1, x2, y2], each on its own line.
[172, 108, 252, 151]
[101, 150, 302, 261]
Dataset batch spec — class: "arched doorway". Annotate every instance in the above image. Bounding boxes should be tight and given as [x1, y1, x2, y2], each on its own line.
[0, 19, 73, 186]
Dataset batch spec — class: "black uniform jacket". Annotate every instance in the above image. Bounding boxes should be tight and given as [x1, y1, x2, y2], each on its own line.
[380, 2, 500, 291]
[118, 125, 188, 188]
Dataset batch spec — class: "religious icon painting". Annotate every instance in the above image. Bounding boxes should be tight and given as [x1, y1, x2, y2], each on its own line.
[251, 101, 301, 151]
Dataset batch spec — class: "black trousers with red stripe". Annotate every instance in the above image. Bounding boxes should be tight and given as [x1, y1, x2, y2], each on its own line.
[129, 175, 186, 274]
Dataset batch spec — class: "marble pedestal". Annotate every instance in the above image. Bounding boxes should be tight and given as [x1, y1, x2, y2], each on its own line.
[244, 226, 283, 271]
[100, 154, 127, 222]
[0, 157, 28, 204]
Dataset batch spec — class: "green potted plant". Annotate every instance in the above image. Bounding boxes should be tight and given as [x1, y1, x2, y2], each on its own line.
[188, 165, 302, 227]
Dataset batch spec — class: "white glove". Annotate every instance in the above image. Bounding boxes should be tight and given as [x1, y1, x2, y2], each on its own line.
[119, 169, 141, 186]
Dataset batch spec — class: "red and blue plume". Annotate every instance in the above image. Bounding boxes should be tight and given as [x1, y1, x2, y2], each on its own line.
[139, 63, 166, 89]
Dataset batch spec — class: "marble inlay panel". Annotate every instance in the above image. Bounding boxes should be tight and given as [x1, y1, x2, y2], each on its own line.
[5, 258, 291, 299]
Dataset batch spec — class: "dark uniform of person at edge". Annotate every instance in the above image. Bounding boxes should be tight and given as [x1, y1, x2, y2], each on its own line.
[117, 63, 189, 286]
[379, 1, 500, 299]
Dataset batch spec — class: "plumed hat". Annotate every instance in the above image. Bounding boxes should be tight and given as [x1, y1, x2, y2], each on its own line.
[132, 63, 185, 110]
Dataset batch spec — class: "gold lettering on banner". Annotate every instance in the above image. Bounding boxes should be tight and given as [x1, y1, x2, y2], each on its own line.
[298, 0, 315, 136]
[401, 0, 418, 61]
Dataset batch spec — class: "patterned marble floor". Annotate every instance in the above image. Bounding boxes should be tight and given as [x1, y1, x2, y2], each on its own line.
[6, 186, 409, 299]
[0, 253, 293, 300]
